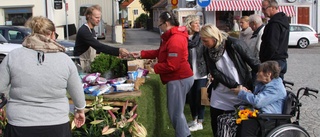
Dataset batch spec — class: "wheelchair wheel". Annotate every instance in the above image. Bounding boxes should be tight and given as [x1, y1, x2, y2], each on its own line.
[266, 124, 310, 137]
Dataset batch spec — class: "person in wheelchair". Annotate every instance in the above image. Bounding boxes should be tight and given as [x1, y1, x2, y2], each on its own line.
[231, 61, 287, 137]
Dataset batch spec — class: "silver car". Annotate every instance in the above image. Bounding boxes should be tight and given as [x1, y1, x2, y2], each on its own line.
[0, 33, 22, 63]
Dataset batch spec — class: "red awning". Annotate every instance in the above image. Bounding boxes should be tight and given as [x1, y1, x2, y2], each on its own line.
[278, 6, 295, 17]
[206, 0, 261, 11]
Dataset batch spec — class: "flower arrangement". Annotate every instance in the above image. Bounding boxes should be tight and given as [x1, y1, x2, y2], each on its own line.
[71, 96, 147, 137]
[235, 105, 259, 124]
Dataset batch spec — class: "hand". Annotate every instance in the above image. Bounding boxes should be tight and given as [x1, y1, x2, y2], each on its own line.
[74, 109, 85, 128]
[231, 85, 245, 95]
[119, 48, 130, 58]
[130, 51, 141, 59]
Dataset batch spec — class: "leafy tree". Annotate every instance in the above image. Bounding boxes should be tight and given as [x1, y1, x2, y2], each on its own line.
[135, 13, 149, 28]
[139, 0, 160, 18]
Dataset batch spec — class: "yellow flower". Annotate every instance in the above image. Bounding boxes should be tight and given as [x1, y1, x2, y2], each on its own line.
[236, 108, 259, 124]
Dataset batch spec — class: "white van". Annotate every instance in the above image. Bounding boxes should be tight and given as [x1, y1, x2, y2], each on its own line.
[78, 4, 106, 39]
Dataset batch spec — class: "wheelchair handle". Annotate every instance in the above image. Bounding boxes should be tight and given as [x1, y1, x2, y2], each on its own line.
[305, 87, 319, 94]
[283, 80, 294, 87]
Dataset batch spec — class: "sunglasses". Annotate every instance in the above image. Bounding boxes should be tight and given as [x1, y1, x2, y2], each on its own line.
[55, 33, 59, 39]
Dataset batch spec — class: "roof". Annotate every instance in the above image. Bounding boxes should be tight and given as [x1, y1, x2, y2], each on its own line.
[121, 0, 135, 9]
[151, 0, 167, 9]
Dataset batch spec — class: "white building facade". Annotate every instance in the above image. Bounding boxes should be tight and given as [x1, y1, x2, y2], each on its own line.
[163, 0, 319, 33]
[0, 0, 77, 39]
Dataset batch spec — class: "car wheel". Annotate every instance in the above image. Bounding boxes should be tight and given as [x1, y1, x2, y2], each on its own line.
[297, 38, 309, 49]
[0, 54, 6, 64]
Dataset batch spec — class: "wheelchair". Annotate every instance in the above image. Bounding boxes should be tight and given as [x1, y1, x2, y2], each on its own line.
[253, 81, 319, 137]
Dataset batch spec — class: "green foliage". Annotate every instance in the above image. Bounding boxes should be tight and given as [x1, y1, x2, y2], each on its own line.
[90, 53, 127, 78]
[139, 0, 159, 17]
[135, 13, 149, 28]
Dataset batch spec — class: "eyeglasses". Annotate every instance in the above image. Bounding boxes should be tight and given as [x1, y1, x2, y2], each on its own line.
[158, 22, 165, 27]
[262, 6, 271, 11]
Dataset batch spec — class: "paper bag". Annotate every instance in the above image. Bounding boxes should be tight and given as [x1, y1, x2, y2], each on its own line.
[201, 87, 210, 106]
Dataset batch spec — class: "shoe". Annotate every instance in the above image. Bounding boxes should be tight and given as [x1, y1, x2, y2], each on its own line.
[189, 123, 203, 132]
[187, 120, 197, 127]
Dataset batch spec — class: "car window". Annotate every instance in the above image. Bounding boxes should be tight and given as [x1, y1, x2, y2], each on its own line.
[8, 30, 24, 40]
[300, 26, 312, 32]
[0, 34, 8, 43]
[290, 26, 300, 32]
[0, 30, 3, 36]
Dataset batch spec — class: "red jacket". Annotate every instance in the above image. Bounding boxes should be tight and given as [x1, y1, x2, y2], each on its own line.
[141, 26, 193, 84]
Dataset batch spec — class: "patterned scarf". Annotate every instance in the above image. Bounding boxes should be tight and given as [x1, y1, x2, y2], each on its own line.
[22, 33, 66, 65]
[188, 32, 201, 49]
[208, 40, 226, 62]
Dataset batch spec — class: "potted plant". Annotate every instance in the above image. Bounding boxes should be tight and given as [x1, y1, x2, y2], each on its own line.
[90, 53, 127, 79]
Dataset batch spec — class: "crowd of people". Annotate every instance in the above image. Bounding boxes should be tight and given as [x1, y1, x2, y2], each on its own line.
[0, 0, 290, 136]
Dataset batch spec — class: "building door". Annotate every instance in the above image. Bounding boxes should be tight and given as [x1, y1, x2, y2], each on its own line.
[297, 7, 309, 25]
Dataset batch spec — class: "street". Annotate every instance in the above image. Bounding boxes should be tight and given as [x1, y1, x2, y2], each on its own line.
[107, 28, 320, 137]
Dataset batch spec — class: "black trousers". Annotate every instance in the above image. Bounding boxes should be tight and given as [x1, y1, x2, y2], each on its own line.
[4, 122, 72, 137]
[237, 119, 260, 137]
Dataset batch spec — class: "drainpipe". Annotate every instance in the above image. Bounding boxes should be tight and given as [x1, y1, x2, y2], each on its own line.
[112, 0, 116, 43]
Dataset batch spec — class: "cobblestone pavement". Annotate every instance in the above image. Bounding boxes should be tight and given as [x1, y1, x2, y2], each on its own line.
[285, 44, 320, 137]
[102, 28, 320, 137]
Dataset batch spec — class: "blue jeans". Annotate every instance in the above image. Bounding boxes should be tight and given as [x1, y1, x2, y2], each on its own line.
[188, 78, 207, 122]
[275, 59, 287, 80]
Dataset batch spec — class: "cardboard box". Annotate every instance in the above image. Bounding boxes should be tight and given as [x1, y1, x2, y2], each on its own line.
[127, 65, 139, 71]
[127, 59, 144, 69]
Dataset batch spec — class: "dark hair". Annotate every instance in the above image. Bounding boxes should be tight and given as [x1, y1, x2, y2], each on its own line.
[258, 61, 280, 79]
[159, 11, 179, 26]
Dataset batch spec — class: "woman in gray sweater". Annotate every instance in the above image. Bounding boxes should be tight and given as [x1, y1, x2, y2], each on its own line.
[0, 16, 86, 137]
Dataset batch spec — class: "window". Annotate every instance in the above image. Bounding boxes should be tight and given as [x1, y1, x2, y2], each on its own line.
[300, 26, 312, 32]
[133, 9, 138, 15]
[8, 30, 23, 40]
[216, 11, 234, 31]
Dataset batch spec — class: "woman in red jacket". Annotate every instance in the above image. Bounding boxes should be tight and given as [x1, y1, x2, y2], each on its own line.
[132, 11, 194, 137]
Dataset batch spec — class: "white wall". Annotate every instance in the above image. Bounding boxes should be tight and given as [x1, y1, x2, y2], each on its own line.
[0, 0, 77, 39]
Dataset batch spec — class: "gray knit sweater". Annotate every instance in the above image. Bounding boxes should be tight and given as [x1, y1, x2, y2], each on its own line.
[0, 47, 86, 126]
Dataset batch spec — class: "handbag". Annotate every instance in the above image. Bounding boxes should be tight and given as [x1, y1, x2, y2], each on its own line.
[201, 81, 211, 106]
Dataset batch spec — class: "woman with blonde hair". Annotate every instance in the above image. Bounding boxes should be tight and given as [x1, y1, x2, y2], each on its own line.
[183, 15, 208, 132]
[0, 16, 86, 137]
[200, 24, 259, 136]
[239, 16, 253, 45]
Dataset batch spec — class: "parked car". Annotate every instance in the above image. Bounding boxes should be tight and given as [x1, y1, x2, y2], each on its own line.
[0, 33, 22, 63]
[0, 25, 75, 56]
[289, 24, 318, 48]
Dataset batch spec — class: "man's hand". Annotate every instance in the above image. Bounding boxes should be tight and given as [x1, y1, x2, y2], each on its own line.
[119, 48, 130, 58]
[130, 51, 141, 59]
[74, 109, 85, 128]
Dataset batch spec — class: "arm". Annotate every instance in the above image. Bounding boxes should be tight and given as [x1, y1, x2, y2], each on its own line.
[238, 84, 282, 109]
[204, 46, 239, 89]
[66, 59, 86, 111]
[140, 49, 160, 59]
[234, 40, 260, 73]
[67, 59, 86, 127]
[79, 28, 120, 56]
[0, 56, 10, 92]
[153, 36, 185, 74]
